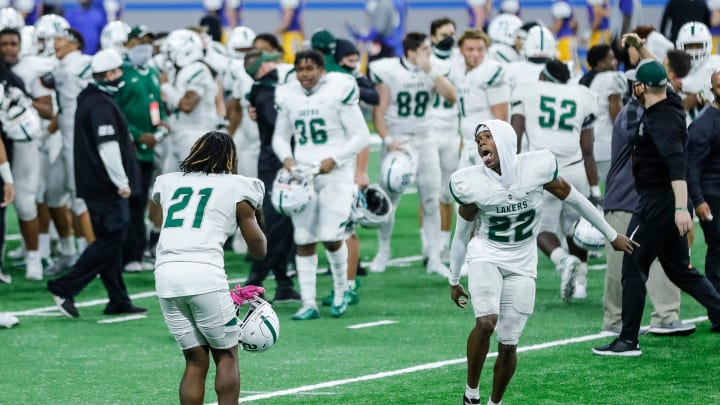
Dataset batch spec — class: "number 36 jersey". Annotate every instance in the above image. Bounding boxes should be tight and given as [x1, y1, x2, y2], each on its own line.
[449, 150, 558, 277]
[511, 81, 597, 167]
[369, 57, 437, 136]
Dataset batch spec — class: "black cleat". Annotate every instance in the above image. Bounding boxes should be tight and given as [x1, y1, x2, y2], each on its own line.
[52, 294, 79, 318]
[463, 394, 481, 405]
[103, 305, 147, 316]
[592, 338, 641, 357]
[272, 289, 301, 303]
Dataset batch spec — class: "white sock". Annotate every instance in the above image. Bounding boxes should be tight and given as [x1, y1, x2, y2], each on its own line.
[487, 399, 501, 405]
[60, 237, 77, 256]
[76, 237, 88, 253]
[296, 254, 318, 308]
[550, 247, 566, 267]
[26, 250, 41, 261]
[465, 384, 480, 399]
[39, 234, 51, 258]
[326, 244, 349, 306]
[152, 226, 162, 233]
[348, 279, 356, 290]
[577, 261, 588, 285]
[440, 230, 451, 250]
[422, 209, 442, 262]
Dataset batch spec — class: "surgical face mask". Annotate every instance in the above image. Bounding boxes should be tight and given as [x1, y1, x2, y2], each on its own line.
[341, 63, 360, 76]
[128, 44, 153, 66]
[97, 77, 125, 96]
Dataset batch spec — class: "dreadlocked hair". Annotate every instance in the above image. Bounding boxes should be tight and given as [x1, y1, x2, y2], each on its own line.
[180, 131, 238, 175]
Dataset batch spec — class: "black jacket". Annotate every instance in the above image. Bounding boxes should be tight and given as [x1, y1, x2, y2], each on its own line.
[248, 69, 283, 174]
[632, 92, 687, 191]
[687, 105, 720, 204]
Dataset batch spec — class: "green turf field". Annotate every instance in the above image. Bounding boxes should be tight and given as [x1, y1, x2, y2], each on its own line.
[1, 150, 719, 404]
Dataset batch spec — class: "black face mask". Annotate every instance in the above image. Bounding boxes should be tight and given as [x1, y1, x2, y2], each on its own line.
[715, 94, 720, 105]
[436, 36, 455, 51]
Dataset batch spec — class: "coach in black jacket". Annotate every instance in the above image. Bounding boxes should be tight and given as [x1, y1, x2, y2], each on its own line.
[688, 70, 720, 293]
[47, 49, 145, 318]
[594, 60, 720, 356]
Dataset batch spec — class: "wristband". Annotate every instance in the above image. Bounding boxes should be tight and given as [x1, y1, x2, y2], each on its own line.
[382, 135, 394, 146]
[675, 207, 688, 211]
[590, 185, 601, 197]
[0, 162, 13, 184]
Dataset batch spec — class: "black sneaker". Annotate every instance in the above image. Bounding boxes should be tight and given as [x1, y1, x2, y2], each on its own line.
[51, 294, 79, 318]
[463, 394, 481, 405]
[647, 320, 696, 336]
[592, 338, 641, 357]
[103, 305, 147, 316]
[272, 289, 301, 303]
[711, 323, 720, 333]
[356, 264, 367, 276]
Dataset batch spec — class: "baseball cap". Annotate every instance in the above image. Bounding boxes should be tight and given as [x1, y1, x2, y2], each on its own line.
[625, 59, 667, 87]
[310, 29, 336, 53]
[244, 51, 281, 77]
[92, 49, 124, 73]
[128, 25, 154, 41]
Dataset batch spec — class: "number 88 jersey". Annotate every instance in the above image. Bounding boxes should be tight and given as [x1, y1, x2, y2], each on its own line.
[510, 80, 597, 167]
[369, 57, 437, 136]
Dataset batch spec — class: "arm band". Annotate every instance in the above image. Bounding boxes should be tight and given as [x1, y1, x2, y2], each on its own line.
[564, 185, 618, 242]
[0, 162, 13, 184]
[449, 213, 474, 286]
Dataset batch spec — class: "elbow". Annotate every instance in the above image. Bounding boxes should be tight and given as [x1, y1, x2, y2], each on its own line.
[248, 238, 267, 260]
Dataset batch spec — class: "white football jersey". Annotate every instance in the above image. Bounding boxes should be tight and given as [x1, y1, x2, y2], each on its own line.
[450, 150, 558, 277]
[588, 71, 627, 161]
[450, 58, 510, 141]
[505, 60, 543, 92]
[369, 57, 438, 135]
[511, 81, 597, 167]
[173, 61, 219, 132]
[274, 72, 366, 172]
[488, 43, 520, 64]
[430, 53, 460, 133]
[681, 55, 720, 122]
[152, 172, 264, 296]
[13, 56, 55, 100]
[54, 50, 91, 125]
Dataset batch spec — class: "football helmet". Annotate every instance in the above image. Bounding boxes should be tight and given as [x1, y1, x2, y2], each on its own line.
[165, 29, 205, 68]
[34, 14, 69, 56]
[100, 20, 131, 52]
[0, 83, 41, 141]
[572, 217, 606, 251]
[522, 25, 557, 59]
[237, 297, 280, 352]
[352, 184, 392, 228]
[227, 26, 256, 58]
[380, 147, 417, 194]
[676, 21, 712, 67]
[0, 7, 24, 30]
[487, 14, 523, 47]
[271, 167, 315, 216]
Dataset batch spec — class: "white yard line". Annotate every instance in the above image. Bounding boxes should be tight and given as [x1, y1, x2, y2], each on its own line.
[97, 314, 147, 324]
[346, 320, 398, 329]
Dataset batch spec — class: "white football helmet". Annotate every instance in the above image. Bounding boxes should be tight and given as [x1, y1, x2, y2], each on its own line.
[572, 217, 606, 251]
[0, 83, 41, 141]
[676, 21, 712, 67]
[271, 167, 314, 216]
[34, 14, 69, 56]
[237, 297, 280, 352]
[227, 26, 256, 58]
[19, 26, 37, 57]
[165, 29, 205, 68]
[487, 14, 523, 47]
[100, 20, 131, 52]
[351, 184, 392, 228]
[522, 25, 557, 59]
[0, 7, 24, 29]
[380, 147, 417, 194]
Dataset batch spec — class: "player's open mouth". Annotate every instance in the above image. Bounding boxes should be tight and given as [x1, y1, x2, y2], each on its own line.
[481, 150, 493, 165]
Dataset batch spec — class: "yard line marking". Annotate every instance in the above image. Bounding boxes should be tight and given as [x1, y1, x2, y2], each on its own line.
[347, 320, 398, 329]
[360, 255, 423, 268]
[588, 264, 607, 271]
[210, 315, 710, 404]
[8, 277, 247, 317]
[97, 314, 147, 324]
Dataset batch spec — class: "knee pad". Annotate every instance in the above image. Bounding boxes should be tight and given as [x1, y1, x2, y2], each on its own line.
[14, 190, 38, 221]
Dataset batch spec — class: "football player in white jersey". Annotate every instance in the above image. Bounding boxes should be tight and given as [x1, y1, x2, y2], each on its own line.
[510, 59, 600, 300]
[273, 50, 370, 320]
[428, 17, 461, 262]
[486, 13, 523, 64]
[675, 21, 720, 122]
[580, 44, 627, 183]
[152, 131, 266, 405]
[505, 25, 557, 92]
[0, 27, 55, 279]
[160, 29, 219, 172]
[447, 119, 634, 405]
[368, 32, 457, 275]
[450, 29, 510, 170]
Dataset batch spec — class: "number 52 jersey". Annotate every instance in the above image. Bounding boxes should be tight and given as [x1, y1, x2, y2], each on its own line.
[449, 150, 558, 277]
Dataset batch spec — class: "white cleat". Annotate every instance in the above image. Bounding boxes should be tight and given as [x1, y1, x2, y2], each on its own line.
[0, 270, 11, 284]
[370, 249, 391, 273]
[7, 246, 25, 260]
[573, 281, 588, 299]
[25, 257, 43, 281]
[559, 255, 581, 302]
[427, 257, 450, 277]
[0, 312, 19, 328]
[123, 261, 144, 272]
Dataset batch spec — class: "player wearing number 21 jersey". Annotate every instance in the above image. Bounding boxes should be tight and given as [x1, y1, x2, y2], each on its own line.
[447, 120, 633, 405]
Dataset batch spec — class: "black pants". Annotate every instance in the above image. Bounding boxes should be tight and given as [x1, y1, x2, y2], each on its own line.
[123, 160, 154, 263]
[699, 195, 720, 293]
[48, 198, 132, 310]
[245, 166, 294, 291]
[620, 190, 720, 341]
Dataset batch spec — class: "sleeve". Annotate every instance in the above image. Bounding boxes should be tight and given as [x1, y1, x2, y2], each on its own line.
[271, 88, 294, 163]
[551, 1, 572, 19]
[89, 104, 121, 144]
[484, 64, 510, 106]
[180, 64, 212, 96]
[236, 176, 265, 209]
[448, 170, 474, 206]
[510, 87, 525, 116]
[368, 61, 387, 85]
[686, 121, 711, 205]
[334, 97, 371, 166]
[646, 112, 687, 180]
[581, 89, 598, 129]
[609, 73, 628, 95]
[538, 150, 560, 184]
[98, 141, 129, 189]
